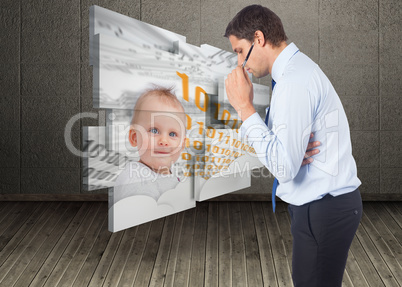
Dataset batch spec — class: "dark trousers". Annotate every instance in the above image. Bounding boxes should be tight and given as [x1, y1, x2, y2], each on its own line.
[288, 188, 362, 287]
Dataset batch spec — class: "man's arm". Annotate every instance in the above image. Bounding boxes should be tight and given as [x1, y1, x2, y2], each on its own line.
[225, 67, 256, 121]
[225, 67, 320, 179]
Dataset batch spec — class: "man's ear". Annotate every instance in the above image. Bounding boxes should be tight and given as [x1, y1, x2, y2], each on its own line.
[254, 30, 266, 46]
[128, 128, 137, 147]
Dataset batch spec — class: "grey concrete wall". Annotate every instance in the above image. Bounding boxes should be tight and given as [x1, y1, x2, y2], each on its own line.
[0, 0, 400, 197]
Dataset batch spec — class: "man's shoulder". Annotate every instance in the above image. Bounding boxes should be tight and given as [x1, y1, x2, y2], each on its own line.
[292, 51, 317, 72]
[281, 51, 320, 87]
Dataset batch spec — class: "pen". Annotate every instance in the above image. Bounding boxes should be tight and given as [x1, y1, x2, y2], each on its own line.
[242, 42, 255, 69]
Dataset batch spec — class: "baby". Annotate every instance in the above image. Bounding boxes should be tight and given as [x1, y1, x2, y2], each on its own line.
[110, 86, 187, 205]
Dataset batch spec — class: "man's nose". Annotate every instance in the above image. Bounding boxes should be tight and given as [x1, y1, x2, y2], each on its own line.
[237, 54, 243, 66]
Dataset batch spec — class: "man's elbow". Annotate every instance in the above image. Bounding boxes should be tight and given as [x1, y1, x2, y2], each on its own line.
[276, 163, 299, 184]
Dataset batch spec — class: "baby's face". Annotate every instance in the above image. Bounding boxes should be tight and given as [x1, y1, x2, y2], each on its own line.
[130, 97, 186, 174]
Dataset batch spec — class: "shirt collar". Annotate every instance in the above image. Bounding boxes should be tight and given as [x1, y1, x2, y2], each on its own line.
[271, 42, 299, 83]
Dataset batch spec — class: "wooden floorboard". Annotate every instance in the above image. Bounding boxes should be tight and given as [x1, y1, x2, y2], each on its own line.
[4, 202, 79, 287]
[0, 202, 23, 236]
[228, 203, 247, 287]
[205, 202, 218, 287]
[87, 229, 125, 287]
[133, 218, 165, 287]
[386, 202, 402, 229]
[149, 215, 176, 287]
[362, 203, 402, 284]
[252, 202, 278, 287]
[344, 244, 369, 287]
[15, 202, 83, 287]
[357, 211, 400, 286]
[0, 201, 401, 287]
[0, 202, 63, 285]
[42, 202, 104, 287]
[29, 202, 91, 287]
[1, 202, 56, 285]
[164, 210, 185, 287]
[73, 212, 112, 287]
[218, 202, 231, 287]
[241, 202, 264, 287]
[116, 222, 150, 286]
[0, 202, 43, 252]
[342, 270, 354, 287]
[261, 202, 292, 287]
[104, 226, 139, 286]
[273, 202, 293, 281]
[188, 202, 208, 287]
[0, 202, 50, 267]
[59, 203, 107, 287]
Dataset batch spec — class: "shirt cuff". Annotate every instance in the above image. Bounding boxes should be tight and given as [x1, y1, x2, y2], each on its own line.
[240, 112, 269, 140]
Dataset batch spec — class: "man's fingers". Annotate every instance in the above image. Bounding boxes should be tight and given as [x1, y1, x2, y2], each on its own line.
[302, 142, 320, 167]
[227, 72, 233, 83]
[235, 66, 250, 82]
[234, 66, 246, 80]
[304, 149, 320, 159]
[301, 157, 314, 166]
[243, 68, 252, 84]
[306, 141, 321, 151]
[301, 120, 321, 168]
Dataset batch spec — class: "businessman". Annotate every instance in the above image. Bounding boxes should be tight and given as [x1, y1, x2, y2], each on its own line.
[225, 5, 362, 287]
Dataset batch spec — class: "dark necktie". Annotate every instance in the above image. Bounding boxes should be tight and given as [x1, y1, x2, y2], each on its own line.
[265, 79, 278, 212]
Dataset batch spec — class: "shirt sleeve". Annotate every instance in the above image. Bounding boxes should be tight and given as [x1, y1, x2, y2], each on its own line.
[240, 82, 314, 183]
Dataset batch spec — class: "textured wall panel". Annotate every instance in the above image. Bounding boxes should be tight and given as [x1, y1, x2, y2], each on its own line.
[21, 64, 80, 98]
[200, 0, 233, 51]
[0, 2, 20, 64]
[21, 97, 80, 131]
[381, 168, 402, 193]
[0, 168, 20, 193]
[21, 0, 80, 63]
[141, 0, 201, 46]
[0, 97, 20, 131]
[379, 0, 402, 97]
[380, 94, 402, 131]
[342, 97, 379, 131]
[0, 63, 20, 97]
[351, 131, 379, 168]
[21, 168, 80, 194]
[357, 168, 380, 194]
[0, 131, 20, 168]
[320, 0, 378, 97]
[21, 130, 80, 168]
[380, 131, 402, 168]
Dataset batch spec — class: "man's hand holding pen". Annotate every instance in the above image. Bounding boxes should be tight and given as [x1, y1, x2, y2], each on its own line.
[225, 66, 256, 122]
[225, 41, 256, 122]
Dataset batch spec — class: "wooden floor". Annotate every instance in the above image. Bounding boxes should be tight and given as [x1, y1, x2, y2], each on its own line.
[0, 201, 401, 287]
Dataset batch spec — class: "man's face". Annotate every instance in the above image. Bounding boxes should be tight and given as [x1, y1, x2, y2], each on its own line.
[130, 98, 186, 174]
[229, 35, 268, 78]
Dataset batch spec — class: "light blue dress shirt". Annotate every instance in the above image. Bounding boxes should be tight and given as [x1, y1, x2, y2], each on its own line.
[241, 43, 361, 206]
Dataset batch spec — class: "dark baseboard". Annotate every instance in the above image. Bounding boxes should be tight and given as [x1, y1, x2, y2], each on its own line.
[209, 193, 402, 202]
[0, 193, 401, 202]
[0, 194, 108, 201]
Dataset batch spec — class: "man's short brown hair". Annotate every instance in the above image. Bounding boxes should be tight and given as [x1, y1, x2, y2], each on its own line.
[224, 5, 288, 47]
